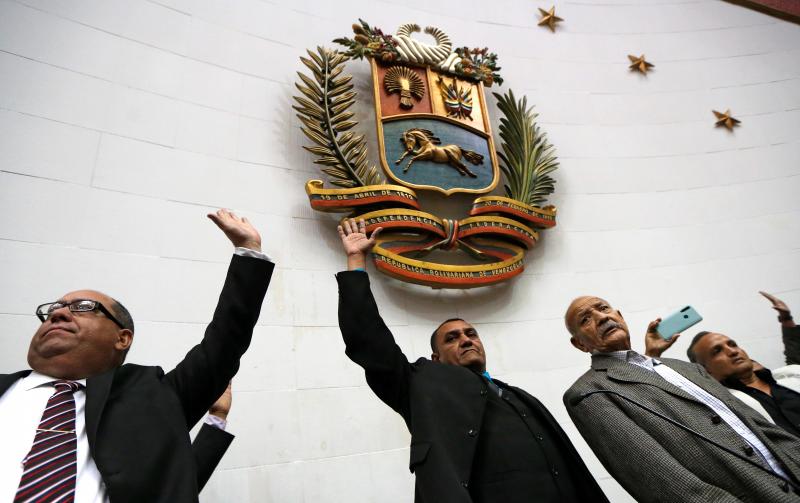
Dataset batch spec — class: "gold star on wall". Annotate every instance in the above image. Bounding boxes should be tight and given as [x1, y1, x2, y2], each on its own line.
[713, 109, 741, 131]
[538, 7, 563, 32]
[628, 54, 654, 74]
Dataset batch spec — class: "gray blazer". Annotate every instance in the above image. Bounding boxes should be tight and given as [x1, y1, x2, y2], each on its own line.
[564, 354, 800, 503]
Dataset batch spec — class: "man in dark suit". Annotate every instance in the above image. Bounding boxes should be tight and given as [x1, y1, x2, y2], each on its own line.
[564, 295, 800, 503]
[336, 219, 607, 503]
[0, 209, 274, 503]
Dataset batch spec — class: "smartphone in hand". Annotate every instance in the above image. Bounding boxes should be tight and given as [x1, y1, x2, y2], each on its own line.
[657, 306, 703, 340]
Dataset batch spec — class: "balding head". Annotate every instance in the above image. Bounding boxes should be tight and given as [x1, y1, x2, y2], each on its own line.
[565, 296, 596, 335]
[28, 289, 134, 379]
[565, 295, 631, 354]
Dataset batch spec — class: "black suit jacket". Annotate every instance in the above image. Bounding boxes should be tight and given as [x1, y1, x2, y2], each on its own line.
[0, 254, 273, 503]
[337, 271, 607, 503]
[193, 422, 234, 491]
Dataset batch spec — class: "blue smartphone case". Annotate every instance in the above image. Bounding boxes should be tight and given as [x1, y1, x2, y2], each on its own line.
[657, 306, 703, 339]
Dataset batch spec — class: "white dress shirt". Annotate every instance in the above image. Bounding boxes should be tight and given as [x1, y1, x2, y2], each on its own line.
[0, 371, 106, 503]
[0, 248, 265, 502]
[606, 350, 788, 477]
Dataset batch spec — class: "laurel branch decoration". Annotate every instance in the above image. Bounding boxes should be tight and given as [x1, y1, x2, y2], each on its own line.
[493, 90, 558, 206]
[293, 46, 383, 188]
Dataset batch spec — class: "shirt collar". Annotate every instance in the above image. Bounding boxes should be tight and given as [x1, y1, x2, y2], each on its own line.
[724, 367, 776, 390]
[22, 370, 87, 391]
[755, 367, 776, 384]
[602, 350, 659, 370]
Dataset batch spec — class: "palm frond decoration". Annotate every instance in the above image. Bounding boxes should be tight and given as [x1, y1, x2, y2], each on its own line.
[493, 90, 558, 206]
[293, 46, 383, 188]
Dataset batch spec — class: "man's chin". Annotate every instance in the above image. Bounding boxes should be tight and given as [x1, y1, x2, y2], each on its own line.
[730, 359, 754, 375]
[459, 354, 486, 371]
[600, 333, 631, 353]
[31, 340, 76, 360]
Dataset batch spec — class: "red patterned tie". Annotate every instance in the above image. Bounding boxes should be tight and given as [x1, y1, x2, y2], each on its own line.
[15, 380, 81, 503]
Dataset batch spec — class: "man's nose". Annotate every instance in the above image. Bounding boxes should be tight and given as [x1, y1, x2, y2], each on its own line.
[47, 306, 73, 323]
[593, 310, 610, 324]
[459, 334, 473, 346]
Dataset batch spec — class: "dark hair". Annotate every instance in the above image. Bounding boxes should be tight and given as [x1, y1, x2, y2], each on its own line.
[430, 318, 465, 352]
[110, 298, 134, 333]
[687, 331, 711, 363]
[110, 297, 134, 363]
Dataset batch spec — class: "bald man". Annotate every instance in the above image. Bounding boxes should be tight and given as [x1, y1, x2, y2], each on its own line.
[563, 295, 800, 503]
[0, 210, 274, 503]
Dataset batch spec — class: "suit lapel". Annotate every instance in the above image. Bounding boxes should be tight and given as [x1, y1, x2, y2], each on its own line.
[593, 354, 702, 405]
[665, 359, 767, 421]
[0, 370, 33, 395]
[85, 368, 115, 449]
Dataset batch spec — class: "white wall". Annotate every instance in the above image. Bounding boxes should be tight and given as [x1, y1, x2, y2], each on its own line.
[1, 0, 798, 501]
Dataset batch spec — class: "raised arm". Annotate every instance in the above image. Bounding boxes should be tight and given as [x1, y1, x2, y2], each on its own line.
[336, 219, 411, 417]
[759, 291, 800, 365]
[166, 210, 273, 427]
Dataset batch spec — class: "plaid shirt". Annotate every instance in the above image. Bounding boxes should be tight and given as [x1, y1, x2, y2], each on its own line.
[606, 350, 788, 478]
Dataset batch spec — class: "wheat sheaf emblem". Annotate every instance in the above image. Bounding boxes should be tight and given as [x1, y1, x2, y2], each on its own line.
[383, 66, 425, 109]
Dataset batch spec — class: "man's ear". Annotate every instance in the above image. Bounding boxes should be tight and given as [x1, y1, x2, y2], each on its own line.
[617, 309, 624, 320]
[431, 352, 440, 362]
[570, 336, 590, 354]
[115, 329, 133, 352]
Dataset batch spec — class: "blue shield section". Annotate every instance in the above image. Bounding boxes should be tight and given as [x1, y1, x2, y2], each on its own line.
[382, 118, 494, 192]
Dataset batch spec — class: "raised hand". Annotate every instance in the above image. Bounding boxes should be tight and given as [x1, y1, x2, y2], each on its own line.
[337, 218, 383, 271]
[759, 291, 791, 317]
[759, 291, 794, 326]
[644, 318, 680, 358]
[207, 209, 262, 251]
[209, 381, 233, 421]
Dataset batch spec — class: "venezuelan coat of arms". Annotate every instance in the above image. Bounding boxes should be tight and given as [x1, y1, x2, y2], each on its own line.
[296, 20, 558, 288]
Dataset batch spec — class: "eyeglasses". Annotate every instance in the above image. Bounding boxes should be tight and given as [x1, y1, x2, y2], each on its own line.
[36, 299, 125, 329]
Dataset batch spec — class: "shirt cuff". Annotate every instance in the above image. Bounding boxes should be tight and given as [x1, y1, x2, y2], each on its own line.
[235, 247, 272, 262]
[204, 414, 227, 431]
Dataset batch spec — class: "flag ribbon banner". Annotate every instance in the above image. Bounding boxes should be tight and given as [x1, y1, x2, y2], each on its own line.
[306, 181, 556, 288]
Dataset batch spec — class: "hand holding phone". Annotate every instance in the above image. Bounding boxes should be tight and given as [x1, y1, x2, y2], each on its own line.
[656, 306, 703, 340]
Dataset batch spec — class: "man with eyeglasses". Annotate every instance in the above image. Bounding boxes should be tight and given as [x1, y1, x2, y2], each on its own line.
[0, 209, 273, 503]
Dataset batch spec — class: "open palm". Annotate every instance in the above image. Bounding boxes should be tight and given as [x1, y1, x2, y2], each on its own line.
[208, 209, 261, 251]
[338, 219, 382, 256]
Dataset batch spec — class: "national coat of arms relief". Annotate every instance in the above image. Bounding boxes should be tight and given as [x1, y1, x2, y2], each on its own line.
[296, 19, 558, 288]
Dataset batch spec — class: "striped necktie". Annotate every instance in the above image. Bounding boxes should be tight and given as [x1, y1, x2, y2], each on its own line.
[15, 380, 81, 503]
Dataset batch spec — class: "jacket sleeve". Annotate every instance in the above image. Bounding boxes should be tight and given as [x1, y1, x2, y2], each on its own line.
[166, 255, 274, 427]
[337, 271, 412, 417]
[783, 325, 800, 365]
[563, 388, 745, 503]
[193, 422, 235, 491]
